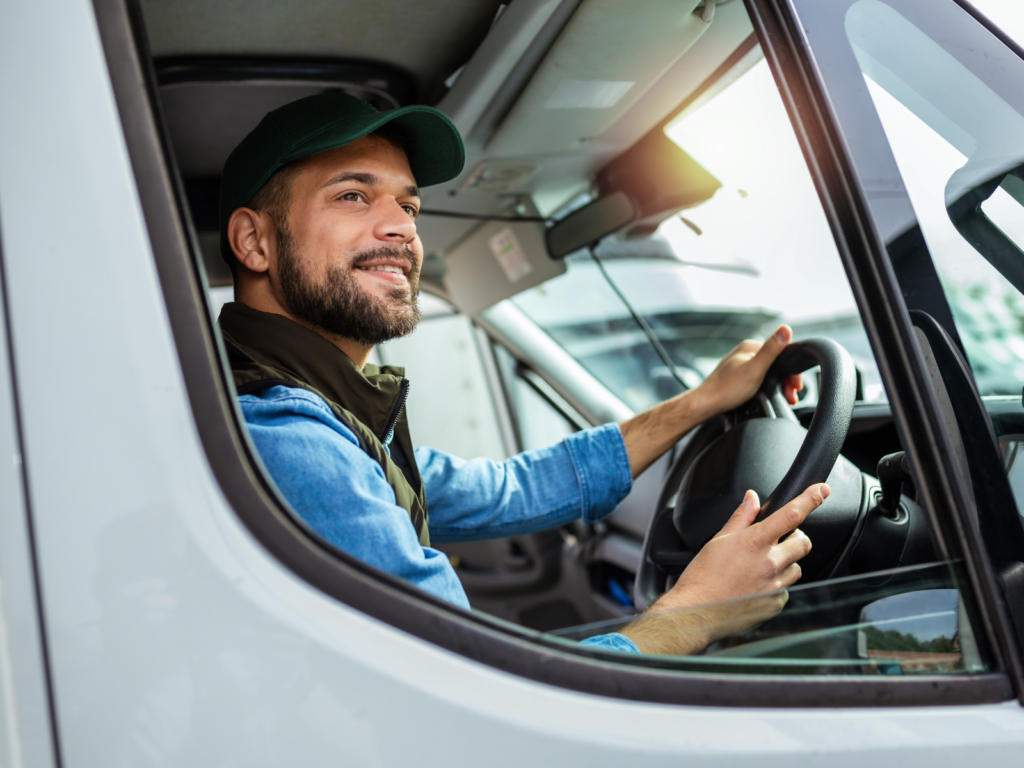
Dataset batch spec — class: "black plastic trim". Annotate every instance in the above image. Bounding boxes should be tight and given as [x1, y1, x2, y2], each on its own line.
[89, 0, 1015, 707]
[747, 0, 1021, 700]
[155, 56, 415, 110]
[655, 33, 760, 135]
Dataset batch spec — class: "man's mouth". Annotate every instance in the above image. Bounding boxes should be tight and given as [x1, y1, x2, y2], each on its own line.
[354, 258, 415, 290]
[358, 264, 406, 275]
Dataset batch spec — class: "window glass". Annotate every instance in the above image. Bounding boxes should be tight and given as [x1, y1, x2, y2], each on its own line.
[377, 294, 509, 461]
[505, 35, 991, 676]
[147, 0, 1002, 694]
[548, 563, 990, 674]
[492, 343, 578, 451]
[845, 0, 1024, 505]
[511, 54, 884, 413]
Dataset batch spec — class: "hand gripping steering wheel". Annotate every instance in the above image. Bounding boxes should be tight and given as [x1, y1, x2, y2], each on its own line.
[634, 338, 860, 610]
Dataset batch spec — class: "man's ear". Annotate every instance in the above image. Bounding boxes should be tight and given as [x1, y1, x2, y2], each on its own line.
[227, 207, 273, 274]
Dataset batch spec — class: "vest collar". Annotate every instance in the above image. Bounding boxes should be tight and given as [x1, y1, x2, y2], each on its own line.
[218, 302, 406, 442]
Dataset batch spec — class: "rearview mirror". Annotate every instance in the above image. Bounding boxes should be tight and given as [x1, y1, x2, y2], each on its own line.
[545, 192, 635, 259]
[546, 128, 723, 259]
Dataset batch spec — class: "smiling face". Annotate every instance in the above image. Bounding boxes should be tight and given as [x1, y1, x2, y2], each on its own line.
[228, 134, 425, 358]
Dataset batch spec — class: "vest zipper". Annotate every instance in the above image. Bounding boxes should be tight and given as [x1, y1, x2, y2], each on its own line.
[381, 378, 410, 449]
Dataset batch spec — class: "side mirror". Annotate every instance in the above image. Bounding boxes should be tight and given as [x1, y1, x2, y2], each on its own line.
[545, 192, 635, 259]
[856, 588, 983, 674]
[946, 160, 1024, 294]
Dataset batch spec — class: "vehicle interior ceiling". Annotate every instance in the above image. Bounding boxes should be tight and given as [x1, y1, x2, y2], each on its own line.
[142, 0, 910, 629]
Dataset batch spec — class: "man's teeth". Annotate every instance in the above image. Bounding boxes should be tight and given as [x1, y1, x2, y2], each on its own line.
[361, 265, 404, 274]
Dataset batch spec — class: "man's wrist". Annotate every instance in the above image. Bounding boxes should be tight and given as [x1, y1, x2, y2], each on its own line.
[620, 606, 712, 656]
[679, 385, 719, 424]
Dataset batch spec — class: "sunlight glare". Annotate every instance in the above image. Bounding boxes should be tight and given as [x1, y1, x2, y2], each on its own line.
[661, 59, 857, 324]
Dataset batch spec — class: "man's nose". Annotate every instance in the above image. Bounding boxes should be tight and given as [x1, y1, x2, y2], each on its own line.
[374, 197, 417, 243]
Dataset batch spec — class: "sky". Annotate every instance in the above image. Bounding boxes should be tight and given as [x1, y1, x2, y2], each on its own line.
[654, 0, 1024, 332]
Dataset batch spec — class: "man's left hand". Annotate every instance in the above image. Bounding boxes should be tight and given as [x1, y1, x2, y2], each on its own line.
[688, 324, 803, 421]
[619, 324, 803, 479]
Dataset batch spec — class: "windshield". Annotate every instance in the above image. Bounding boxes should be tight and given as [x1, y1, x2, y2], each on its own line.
[509, 54, 882, 413]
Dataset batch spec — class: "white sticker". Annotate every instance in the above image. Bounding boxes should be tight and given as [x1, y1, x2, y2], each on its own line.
[488, 226, 533, 283]
[544, 79, 635, 109]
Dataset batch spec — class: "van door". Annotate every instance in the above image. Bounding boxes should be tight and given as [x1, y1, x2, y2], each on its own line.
[762, 0, 1024, 689]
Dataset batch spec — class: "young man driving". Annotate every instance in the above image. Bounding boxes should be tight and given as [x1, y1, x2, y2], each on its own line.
[218, 93, 828, 655]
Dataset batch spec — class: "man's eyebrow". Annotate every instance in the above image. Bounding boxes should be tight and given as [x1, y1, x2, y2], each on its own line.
[320, 172, 421, 198]
[321, 171, 380, 189]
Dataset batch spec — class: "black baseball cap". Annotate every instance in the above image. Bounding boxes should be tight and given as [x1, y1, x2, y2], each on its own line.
[219, 92, 466, 266]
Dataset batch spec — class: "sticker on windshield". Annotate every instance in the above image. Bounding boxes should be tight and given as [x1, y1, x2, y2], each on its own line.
[488, 226, 533, 283]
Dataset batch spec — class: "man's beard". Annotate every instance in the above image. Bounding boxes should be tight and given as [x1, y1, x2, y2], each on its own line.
[276, 222, 422, 346]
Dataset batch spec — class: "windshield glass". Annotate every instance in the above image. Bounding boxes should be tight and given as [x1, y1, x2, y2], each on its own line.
[509, 54, 882, 413]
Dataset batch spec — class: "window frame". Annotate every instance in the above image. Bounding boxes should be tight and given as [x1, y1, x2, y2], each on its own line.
[92, 0, 1015, 706]
[756, 0, 1024, 699]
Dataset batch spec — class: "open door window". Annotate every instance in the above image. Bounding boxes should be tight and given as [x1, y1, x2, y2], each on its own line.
[777, 0, 1024, 686]
[92, 0, 1018, 706]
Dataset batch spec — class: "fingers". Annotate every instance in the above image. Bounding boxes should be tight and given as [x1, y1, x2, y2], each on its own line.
[754, 483, 830, 546]
[784, 373, 803, 405]
[750, 325, 793, 374]
[716, 489, 760, 537]
[777, 562, 803, 589]
[776, 528, 812, 568]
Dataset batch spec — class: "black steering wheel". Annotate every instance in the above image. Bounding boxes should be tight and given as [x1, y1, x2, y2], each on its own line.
[634, 338, 871, 610]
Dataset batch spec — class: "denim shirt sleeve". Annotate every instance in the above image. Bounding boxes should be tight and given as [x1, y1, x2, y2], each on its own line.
[578, 633, 640, 654]
[237, 385, 638, 654]
[416, 424, 633, 544]
[237, 386, 471, 609]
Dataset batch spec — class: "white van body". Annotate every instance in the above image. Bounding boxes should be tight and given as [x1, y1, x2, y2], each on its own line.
[2, 1, 1024, 766]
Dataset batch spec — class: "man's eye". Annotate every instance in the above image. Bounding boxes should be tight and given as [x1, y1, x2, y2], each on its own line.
[402, 205, 419, 218]
[340, 192, 363, 202]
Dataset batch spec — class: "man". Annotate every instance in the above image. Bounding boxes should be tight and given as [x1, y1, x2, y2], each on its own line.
[218, 93, 826, 656]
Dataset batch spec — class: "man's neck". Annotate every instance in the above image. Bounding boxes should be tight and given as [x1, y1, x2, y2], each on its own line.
[232, 292, 373, 368]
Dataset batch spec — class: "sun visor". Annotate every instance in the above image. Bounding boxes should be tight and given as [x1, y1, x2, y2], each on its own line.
[484, 0, 711, 158]
[442, 216, 566, 316]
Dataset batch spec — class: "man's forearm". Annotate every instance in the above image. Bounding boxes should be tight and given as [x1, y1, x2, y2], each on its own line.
[619, 606, 712, 656]
[618, 389, 713, 479]
[619, 591, 788, 656]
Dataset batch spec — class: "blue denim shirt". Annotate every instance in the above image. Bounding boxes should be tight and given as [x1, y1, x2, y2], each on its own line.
[239, 385, 640, 654]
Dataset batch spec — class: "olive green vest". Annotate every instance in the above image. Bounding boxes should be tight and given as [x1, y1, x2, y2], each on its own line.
[219, 302, 429, 545]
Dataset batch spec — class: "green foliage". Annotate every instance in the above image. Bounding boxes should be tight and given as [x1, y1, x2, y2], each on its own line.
[863, 625, 958, 653]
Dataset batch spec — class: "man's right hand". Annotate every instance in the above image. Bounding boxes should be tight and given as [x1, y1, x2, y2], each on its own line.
[620, 483, 829, 656]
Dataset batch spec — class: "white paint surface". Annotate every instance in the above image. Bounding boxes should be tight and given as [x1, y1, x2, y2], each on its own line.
[0, 1, 1022, 766]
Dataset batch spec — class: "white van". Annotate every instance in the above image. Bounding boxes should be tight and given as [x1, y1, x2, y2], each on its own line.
[2, 0, 1024, 765]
